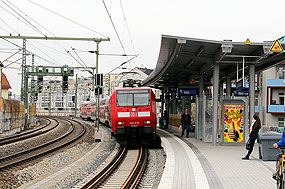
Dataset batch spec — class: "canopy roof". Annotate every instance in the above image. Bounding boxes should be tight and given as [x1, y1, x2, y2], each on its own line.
[142, 35, 285, 89]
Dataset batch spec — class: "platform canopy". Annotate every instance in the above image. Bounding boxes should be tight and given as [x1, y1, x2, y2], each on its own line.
[142, 35, 285, 89]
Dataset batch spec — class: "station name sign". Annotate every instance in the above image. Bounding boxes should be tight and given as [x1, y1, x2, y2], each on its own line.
[178, 89, 197, 96]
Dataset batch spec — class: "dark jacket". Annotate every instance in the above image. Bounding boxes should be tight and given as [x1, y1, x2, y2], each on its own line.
[181, 113, 191, 126]
[249, 121, 260, 138]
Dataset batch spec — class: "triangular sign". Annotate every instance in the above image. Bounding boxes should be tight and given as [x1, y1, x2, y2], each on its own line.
[270, 39, 284, 53]
[245, 38, 251, 45]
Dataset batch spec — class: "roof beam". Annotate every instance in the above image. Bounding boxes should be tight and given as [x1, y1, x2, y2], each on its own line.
[181, 53, 213, 64]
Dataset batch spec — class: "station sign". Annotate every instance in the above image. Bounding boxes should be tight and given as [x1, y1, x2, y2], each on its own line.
[236, 79, 244, 91]
[178, 89, 197, 96]
[234, 91, 249, 96]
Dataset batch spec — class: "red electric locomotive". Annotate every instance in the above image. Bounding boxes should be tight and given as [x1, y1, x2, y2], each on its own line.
[109, 88, 157, 145]
[80, 87, 157, 145]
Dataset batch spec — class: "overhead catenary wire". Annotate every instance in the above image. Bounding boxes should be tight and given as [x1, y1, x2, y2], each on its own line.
[2, 0, 46, 36]
[0, 2, 46, 36]
[2, 0, 91, 68]
[104, 55, 138, 76]
[4, 57, 22, 68]
[4, 0, 75, 56]
[27, 41, 59, 65]
[101, 0, 130, 63]
[26, 0, 108, 38]
[2, 49, 21, 63]
[66, 51, 88, 68]
[0, 16, 17, 33]
[72, 49, 88, 68]
[119, 0, 136, 55]
[0, 37, 58, 66]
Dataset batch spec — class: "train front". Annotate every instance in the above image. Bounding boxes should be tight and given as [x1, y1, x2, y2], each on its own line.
[111, 88, 156, 145]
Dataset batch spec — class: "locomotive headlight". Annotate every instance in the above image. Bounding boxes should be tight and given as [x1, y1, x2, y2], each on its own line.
[144, 121, 151, 124]
[132, 108, 136, 111]
[118, 121, 125, 125]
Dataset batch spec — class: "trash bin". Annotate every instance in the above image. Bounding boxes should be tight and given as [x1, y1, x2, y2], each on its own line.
[259, 131, 282, 161]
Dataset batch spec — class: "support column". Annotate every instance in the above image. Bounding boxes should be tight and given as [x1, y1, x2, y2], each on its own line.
[165, 88, 170, 129]
[172, 91, 177, 114]
[249, 64, 255, 124]
[226, 75, 231, 98]
[182, 96, 185, 112]
[212, 64, 219, 146]
[165, 88, 169, 115]
[219, 83, 224, 97]
[160, 87, 165, 128]
[198, 74, 204, 139]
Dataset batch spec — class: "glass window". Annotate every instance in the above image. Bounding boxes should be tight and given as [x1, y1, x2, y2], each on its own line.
[68, 102, 75, 107]
[116, 90, 150, 107]
[278, 118, 285, 127]
[134, 93, 150, 106]
[117, 93, 133, 106]
[41, 102, 49, 107]
[279, 67, 285, 79]
[55, 102, 63, 107]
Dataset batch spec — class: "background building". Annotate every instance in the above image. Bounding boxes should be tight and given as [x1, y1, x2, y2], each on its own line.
[260, 63, 285, 127]
[36, 77, 94, 116]
[1, 73, 11, 99]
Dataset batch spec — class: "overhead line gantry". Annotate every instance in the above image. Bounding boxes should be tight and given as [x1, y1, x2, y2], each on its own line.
[0, 35, 110, 130]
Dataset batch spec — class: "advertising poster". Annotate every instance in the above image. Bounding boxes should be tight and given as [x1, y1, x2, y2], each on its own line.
[223, 105, 244, 143]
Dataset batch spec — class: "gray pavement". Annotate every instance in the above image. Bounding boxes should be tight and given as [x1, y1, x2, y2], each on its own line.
[158, 127, 276, 189]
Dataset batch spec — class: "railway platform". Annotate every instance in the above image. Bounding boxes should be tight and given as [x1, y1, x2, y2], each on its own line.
[157, 127, 276, 189]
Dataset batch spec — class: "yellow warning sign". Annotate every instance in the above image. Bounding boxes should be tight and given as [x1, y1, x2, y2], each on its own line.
[270, 39, 284, 53]
[245, 38, 251, 45]
[189, 78, 196, 84]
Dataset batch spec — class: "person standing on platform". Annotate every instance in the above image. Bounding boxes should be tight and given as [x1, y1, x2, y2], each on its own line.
[180, 108, 191, 138]
[242, 114, 261, 160]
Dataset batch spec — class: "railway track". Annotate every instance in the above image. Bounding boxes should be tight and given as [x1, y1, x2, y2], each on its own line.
[0, 118, 58, 146]
[81, 146, 148, 189]
[0, 118, 86, 171]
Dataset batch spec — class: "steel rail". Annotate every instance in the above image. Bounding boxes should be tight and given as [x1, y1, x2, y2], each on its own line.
[0, 118, 54, 146]
[0, 118, 86, 171]
[81, 146, 127, 189]
[122, 147, 148, 189]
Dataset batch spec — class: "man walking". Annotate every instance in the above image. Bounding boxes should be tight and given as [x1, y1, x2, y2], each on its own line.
[181, 108, 191, 138]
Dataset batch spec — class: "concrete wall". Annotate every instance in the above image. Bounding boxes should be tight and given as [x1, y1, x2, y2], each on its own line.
[0, 98, 36, 135]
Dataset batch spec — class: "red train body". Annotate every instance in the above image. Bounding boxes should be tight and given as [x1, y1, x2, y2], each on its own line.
[80, 87, 157, 145]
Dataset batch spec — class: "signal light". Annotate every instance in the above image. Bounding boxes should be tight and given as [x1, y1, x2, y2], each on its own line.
[95, 87, 102, 95]
[62, 75, 68, 93]
[144, 121, 151, 124]
[118, 121, 125, 125]
[37, 76, 43, 93]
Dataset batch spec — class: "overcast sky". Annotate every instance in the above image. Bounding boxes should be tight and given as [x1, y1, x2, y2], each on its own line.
[0, 0, 284, 95]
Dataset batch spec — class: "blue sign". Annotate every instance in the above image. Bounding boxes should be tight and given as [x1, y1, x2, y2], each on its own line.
[179, 89, 197, 95]
[236, 79, 244, 91]
[234, 91, 249, 96]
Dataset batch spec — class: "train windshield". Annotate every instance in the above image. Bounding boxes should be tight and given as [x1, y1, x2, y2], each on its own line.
[117, 90, 150, 107]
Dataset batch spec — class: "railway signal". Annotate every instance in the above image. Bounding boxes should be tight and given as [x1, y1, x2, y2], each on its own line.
[62, 75, 68, 93]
